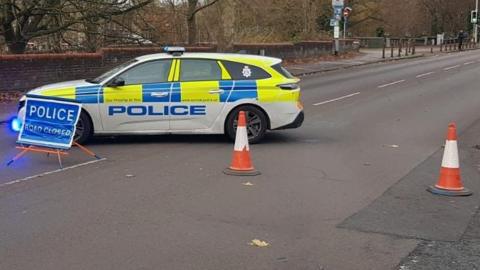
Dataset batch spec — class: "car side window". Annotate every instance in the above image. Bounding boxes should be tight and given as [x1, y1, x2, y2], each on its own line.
[117, 60, 172, 85]
[221, 61, 271, 80]
[180, 59, 222, 81]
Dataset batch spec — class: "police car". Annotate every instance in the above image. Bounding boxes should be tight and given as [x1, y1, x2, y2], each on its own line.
[17, 47, 304, 143]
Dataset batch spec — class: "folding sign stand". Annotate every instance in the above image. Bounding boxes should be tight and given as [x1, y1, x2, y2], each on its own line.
[6, 142, 101, 169]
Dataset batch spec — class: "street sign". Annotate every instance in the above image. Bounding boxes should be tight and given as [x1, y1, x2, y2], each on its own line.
[332, 0, 344, 7]
[334, 7, 343, 16]
[330, 19, 339, 26]
[334, 6, 343, 20]
[343, 7, 352, 17]
[18, 95, 82, 150]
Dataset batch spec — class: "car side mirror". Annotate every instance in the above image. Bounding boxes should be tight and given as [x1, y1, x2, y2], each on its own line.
[107, 77, 125, 87]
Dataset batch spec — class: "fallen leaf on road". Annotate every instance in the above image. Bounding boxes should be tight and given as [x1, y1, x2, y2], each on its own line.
[383, 144, 399, 148]
[242, 182, 254, 186]
[249, 239, 269, 247]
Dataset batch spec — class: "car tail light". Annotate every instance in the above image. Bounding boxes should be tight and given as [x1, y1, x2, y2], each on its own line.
[277, 83, 299, 90]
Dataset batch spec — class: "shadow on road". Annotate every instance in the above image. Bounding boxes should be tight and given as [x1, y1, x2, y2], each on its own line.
[85, 131, 315, 146]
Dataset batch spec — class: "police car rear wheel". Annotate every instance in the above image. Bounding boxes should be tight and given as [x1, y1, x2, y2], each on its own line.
[74, 111, 92, 144]
[226, 106, 267, 144]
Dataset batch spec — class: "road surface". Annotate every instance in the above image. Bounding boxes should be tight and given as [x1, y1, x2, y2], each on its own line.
[1, 50, 480, 270]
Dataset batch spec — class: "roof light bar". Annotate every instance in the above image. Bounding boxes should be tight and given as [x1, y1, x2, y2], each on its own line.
[164, 46, 185, 56]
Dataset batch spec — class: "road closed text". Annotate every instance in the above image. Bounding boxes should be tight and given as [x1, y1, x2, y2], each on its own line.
[23, 123, 72, 137]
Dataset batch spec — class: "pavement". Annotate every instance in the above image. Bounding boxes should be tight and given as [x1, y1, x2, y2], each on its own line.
[286, 47, 428, 76]
[1, 49, 480, 269]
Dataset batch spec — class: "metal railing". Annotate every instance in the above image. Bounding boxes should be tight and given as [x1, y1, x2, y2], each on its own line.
[381, 37, 479, 58]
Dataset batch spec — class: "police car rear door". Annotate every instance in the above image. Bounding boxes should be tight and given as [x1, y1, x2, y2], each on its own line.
[169, 59, 229, 130]
[99, 59, 173, 132]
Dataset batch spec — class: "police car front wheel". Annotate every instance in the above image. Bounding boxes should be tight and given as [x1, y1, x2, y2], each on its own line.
[74, 111, 93, 144]
[226, 106, 268, 144]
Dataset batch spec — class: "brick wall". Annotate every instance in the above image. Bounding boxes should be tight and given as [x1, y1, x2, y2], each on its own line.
[0, 40, 358, 93]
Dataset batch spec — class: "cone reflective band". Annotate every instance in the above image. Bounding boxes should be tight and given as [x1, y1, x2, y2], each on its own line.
[427, 123, 472, 196]
[224, 111, 260, 176]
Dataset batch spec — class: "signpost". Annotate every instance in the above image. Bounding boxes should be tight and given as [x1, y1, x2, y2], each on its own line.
[332, 0, 344, 55]
[331, 0, 347, 55]
[7, 95, 100, 168]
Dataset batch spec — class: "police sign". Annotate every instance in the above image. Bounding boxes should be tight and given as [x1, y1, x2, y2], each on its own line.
[18, 95, 82, 149]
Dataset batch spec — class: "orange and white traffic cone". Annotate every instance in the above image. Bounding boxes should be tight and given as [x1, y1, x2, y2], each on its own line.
[224, 111, 260, 176]
[427, 123, 472, 196]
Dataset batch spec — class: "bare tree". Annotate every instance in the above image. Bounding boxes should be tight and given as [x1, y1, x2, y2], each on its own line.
[186, 0, 219, 44]
[0, 0, 153, 53]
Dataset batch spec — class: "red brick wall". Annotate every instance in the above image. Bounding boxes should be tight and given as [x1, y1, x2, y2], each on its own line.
[0, 53, 103, 92]
[0, 41, 358, 93]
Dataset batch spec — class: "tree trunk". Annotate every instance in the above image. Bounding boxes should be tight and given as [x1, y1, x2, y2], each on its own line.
[217, 0, 235, 52]
[85, 21, 100, 52]
[187, 16, 197, 45]
[187, 0, 198, 45]
[7, 40, 28, 54]
[3, 22, 28, 53]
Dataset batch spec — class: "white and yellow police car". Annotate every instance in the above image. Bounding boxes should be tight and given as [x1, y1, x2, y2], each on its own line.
[17, 47, 304, 143]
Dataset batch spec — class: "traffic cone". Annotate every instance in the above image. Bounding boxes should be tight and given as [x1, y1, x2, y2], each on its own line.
[223, 111, 260, 176]
[427, 123, 472, 196]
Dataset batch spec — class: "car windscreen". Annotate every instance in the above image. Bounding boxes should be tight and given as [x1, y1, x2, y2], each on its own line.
[88, 59, 138, 84]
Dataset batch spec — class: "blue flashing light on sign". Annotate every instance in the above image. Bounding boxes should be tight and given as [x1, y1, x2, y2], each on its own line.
[10, 117, 22, 132]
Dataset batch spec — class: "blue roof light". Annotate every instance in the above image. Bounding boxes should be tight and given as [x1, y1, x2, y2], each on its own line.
[163, 46, 185, 56]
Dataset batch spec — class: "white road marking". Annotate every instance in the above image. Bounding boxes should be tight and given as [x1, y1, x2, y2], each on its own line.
[416, 72, 435, 78]
[0, 158, 107, 188]
[313, 92, 361, 106]
[464, 61, 475, 65]
[378, 80, 406, 88]
[443, 65, 460, 71]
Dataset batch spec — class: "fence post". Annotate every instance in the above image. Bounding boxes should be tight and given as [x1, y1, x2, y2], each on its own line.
[398, 39, 402, 57]
[405, 39, 409, 56]
[391, 40, 394, 57]
[382, 37, 386, 58]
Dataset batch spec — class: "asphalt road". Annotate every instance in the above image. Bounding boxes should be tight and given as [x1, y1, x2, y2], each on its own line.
[1, 50, 480, 270]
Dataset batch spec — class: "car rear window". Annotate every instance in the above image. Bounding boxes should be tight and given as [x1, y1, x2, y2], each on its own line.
[271, 63, 295, 79]
[221, 61, 271, 80]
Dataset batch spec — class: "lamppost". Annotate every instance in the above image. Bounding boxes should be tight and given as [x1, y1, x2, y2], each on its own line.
[475, 0, 478, 43]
